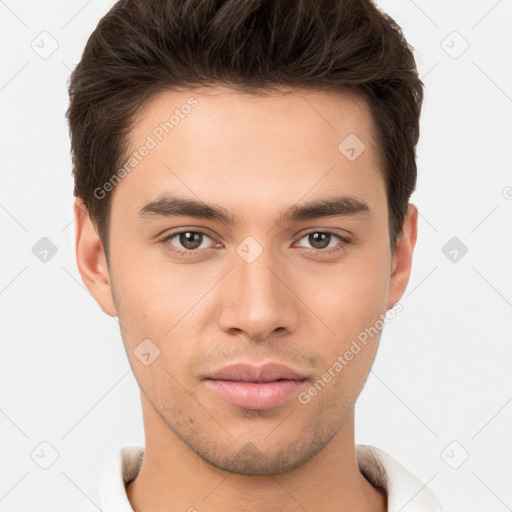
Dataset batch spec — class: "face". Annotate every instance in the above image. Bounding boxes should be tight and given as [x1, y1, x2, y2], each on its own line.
[75, 85, 416, 475]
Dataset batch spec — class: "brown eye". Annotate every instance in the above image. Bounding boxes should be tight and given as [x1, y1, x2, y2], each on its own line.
[163, 230, 214, 254]
[297, 231, 344, 251]
[307, 232, 332, 249]
[178, 231, 204, 250]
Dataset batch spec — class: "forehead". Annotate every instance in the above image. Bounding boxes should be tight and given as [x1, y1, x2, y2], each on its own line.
[110, 85, 385, 220]
[132, 84, 378, 151]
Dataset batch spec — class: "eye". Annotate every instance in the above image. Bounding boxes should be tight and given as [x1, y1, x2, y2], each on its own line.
[162, 230, 218, 256]
[294, 230, 349, 254]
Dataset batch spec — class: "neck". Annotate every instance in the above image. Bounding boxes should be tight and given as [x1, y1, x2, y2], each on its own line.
[126, 394, 386, 512]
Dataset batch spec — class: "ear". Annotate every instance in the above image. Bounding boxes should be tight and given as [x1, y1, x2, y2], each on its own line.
[387, 203, 418, 308]
[74, 198, 118, 317]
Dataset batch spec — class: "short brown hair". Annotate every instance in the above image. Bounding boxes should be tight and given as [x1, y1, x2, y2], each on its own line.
[67, 0, 423, 259]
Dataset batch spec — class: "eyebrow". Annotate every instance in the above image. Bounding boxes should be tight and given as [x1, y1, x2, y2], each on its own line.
[137, 194, 370, 225]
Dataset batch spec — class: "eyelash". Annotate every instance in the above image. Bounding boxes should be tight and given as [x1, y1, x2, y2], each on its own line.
[160, 229, 351, 258]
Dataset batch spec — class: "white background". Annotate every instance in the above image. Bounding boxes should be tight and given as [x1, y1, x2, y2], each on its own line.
[0, 1, 511, 511]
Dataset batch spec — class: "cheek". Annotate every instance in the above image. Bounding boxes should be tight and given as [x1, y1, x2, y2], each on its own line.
[110, 243, 194, 331]
[294, 250, 390, 390]
[110, 250, 215, 381]
[302, 255, 391, 338]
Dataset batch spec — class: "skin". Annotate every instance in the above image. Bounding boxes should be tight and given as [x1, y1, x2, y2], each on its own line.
[74, 85, 417, 512]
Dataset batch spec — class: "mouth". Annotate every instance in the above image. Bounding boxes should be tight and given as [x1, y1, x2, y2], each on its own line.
[204, 362, 308, 410]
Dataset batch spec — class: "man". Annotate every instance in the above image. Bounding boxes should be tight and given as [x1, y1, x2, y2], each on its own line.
[67, 0, 443, 510]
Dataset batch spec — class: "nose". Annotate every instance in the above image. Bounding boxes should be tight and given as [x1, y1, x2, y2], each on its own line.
[218, 245, 299, 341]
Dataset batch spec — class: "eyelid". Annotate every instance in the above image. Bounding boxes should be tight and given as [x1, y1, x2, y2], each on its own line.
[296, 227, 352, 241]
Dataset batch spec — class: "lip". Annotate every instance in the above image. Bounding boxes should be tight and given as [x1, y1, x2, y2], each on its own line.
[208, 362, 306, 382]
[204, 363, 307, 410]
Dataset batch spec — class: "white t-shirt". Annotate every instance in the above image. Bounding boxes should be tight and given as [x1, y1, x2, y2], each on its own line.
[67, 444, 444, 511]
